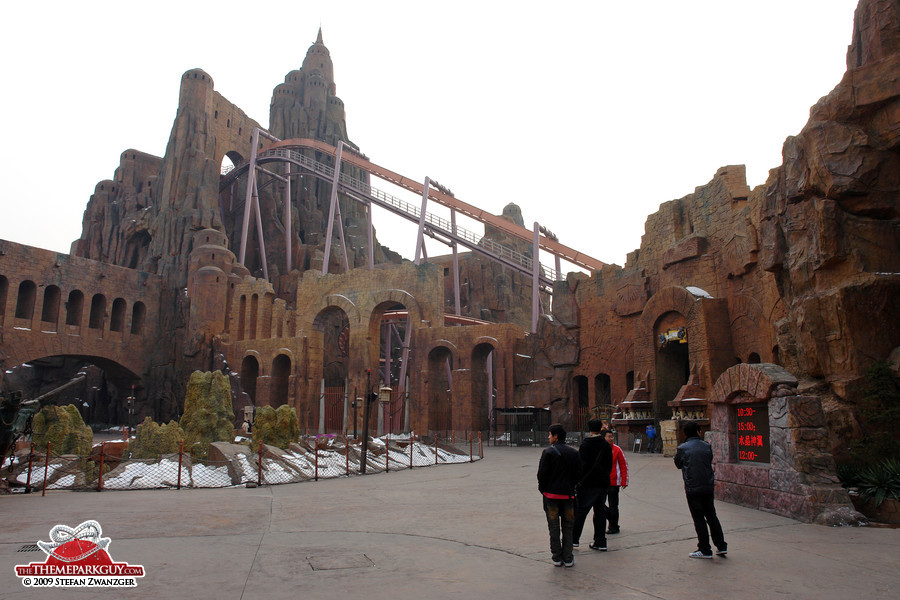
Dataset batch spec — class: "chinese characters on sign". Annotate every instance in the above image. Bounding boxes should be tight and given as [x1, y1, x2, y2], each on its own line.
[735, 404, 769, 463]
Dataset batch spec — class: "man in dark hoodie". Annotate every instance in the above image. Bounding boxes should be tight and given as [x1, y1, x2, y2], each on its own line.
[674, 420, 727, 559]
[537, 423, 581, 567]
[573, 419, 613, 551]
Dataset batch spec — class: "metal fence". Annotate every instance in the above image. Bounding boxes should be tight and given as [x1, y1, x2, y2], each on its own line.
[3, 433, 484, 494]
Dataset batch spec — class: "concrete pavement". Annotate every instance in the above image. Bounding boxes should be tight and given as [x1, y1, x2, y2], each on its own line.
[1, 446, 898, 599]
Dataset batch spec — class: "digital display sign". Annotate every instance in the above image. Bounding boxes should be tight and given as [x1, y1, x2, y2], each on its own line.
[735, 404, 769, 463]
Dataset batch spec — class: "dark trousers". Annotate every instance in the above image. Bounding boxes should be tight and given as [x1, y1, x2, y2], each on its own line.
[573, 486, 607, 545]
[606, 485, 621, 531]
[543, 497, 575, 563]
[686, 492, 726, 554]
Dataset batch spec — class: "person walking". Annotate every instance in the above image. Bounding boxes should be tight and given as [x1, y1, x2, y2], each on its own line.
[604, 429, 628, 534]
[645, 424, 657, 452]
[674, 421, 727, 558]
[537, 423, 581, 567]
[572, 419, 612, 551]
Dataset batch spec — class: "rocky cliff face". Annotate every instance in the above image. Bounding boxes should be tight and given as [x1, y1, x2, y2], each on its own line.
[557, 0, 899, 453]
[760, 0, 900, 389]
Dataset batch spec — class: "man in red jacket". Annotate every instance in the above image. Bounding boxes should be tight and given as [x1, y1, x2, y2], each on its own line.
[604, 429, 629, 534]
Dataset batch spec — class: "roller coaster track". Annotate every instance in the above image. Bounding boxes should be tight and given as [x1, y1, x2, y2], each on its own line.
[220, 138, 606, 282]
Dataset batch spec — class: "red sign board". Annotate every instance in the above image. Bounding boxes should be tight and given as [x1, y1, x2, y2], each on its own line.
[735, 404, 769, 463]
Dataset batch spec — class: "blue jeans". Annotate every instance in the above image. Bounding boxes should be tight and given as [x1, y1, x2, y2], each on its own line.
[543, 496, 575, 563]
[573, 486, 608, 545]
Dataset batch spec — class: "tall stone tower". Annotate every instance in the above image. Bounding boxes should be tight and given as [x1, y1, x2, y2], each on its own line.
[269, 28, 348, 144]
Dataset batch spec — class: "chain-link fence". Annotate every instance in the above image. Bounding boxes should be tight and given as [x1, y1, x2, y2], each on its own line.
[2, 433, 484, 494]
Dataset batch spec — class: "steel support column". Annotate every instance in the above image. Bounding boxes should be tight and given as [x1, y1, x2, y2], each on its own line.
[252, 176, 269, 281]
[322, 141, 344, 275]
[367, 198, 375, 270]
[284, 162, 292, 272]
[532, 222, 540, 333]
[451, 209, 461, 316]
[239, 128, 260, 265]
[414, 177, 430, 265]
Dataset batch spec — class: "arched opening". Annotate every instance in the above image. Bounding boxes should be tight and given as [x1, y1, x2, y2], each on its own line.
[240, 355, 260, 404]
[573, 375, 589, 433]
[89, 294, 107, 330]
[271, 354, 291, 407]
[15, 280, 36, 320]
[1, 357, 141, 428]
[261, 292, 274, 339]
[249, 294, 259, 339]
[313, 306, 350, 433]
[748, 352, 761, 364]
[654, 312, 689, 419]
[110, 298, 126, 332]
[426, 346, 454, 434]
[371, 302, 408, 434]
[65, 290, 84, 326]
[238, 295, 247, 340]
[41, 285, 61, 329]
[626, 371, 635, 392]
[0, 275, 8, 320]
[131, 302, 146, 334]
[594, 373, 611, 407]
[472, 343, 497, 434]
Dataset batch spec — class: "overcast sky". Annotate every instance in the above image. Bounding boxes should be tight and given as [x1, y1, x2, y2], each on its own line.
[0, 0, 860, 271]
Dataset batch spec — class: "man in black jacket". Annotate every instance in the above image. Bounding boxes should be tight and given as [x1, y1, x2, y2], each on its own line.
[573, 419, 613, 551]
[537, 423, 581, 567]
[674, 420, 727, 558]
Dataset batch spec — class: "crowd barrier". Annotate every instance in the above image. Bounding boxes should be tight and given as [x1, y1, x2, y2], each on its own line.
[3, 433, 484, 494]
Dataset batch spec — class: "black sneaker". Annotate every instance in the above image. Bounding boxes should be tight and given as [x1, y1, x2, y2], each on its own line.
[563, 559, 574, 568]
[689, 550, 713, 559]
[552, 559, 563, 567]
[572, 542, 580, 548]
[716, 548, 728, 557]
[588, 542, 607, 551]
[606, 528, 620, 535]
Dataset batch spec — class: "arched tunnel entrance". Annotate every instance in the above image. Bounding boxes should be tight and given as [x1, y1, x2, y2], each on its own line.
[1, 355, 142, 428]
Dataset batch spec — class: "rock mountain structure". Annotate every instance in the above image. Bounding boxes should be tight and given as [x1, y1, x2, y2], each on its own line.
[1, 1, 898, 523]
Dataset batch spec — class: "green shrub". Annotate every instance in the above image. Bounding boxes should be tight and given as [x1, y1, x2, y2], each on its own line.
[128, 417, 185, 459]
[251, 405, 300, 451]
[31, 405, 92, 456]
[856, 457, 900, 508]
[179, 371, 235, 460]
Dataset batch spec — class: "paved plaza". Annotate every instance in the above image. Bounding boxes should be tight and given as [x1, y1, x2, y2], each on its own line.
[1, 446, 898, 599]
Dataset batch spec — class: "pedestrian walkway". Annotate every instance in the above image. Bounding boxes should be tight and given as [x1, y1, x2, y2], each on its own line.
[1, 447, 897, 599]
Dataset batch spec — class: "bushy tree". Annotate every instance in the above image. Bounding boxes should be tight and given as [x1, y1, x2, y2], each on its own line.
[31, 405, 92, 456]
[179, 371, 235, 459]
[128, 417, 185, 459]
[251, 405, 300, 451]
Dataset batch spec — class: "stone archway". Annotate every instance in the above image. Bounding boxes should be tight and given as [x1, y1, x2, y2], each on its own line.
[471, 341, 498, 434]
[426, 344, 455, 434]
[635, 286, 734, 420]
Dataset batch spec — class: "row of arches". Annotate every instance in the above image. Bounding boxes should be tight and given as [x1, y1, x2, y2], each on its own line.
[0, 276, 146, 335]
[239, 353, 291, 407]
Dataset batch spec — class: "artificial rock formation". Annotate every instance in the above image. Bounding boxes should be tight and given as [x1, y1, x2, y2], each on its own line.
[1, 2, 898, 524]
